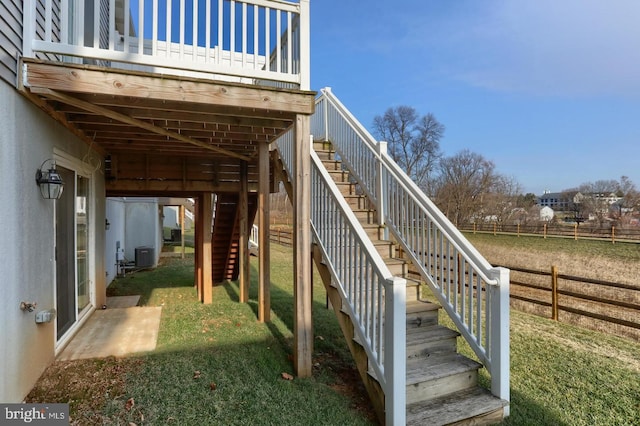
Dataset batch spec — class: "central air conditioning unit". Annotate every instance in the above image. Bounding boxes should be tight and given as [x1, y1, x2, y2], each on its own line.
[135, 246, 154, 268]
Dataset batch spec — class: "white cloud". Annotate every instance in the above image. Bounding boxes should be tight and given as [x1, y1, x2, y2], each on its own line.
[412, 0, 640, 98]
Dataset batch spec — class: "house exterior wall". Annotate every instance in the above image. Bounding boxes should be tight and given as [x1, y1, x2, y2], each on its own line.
[124, 199, 162, 266]
[0, 80, 106, 402]
[0, 0, 21, 85]
[105, 198, 126, 286]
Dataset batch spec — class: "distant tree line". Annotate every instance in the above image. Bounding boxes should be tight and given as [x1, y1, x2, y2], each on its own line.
[373, 106, 640, 228]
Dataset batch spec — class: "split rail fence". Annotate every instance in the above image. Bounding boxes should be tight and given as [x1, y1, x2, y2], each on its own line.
[459, 222, 640, 244]
[271, 225, 639, 341]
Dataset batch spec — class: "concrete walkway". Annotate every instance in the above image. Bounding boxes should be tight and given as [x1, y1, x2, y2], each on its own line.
[57, 296, 162, 361]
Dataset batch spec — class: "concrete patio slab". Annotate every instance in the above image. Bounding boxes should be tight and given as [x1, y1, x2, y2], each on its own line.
[57, 305, 162, 361]
[105, 295, 140, 308]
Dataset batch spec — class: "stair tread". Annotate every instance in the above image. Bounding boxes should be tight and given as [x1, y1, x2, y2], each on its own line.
[406, 353, 482, 385]
[406, 300, 440, 313]
[406, 387, 507, 426]
[406, 324, 459, 341]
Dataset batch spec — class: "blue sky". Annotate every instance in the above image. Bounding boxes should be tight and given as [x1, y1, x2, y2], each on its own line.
[309, 0, 640, 195]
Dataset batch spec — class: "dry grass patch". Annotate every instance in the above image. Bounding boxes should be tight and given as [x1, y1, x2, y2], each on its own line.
[465, 233, 640, 340]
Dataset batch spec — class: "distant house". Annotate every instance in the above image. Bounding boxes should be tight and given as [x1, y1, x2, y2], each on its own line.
[537, 191, 583, 211]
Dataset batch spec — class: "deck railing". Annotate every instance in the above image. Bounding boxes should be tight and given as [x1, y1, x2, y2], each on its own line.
[312, 87, 510, 407]
[275, 131, 407, 426]
[22, 0, 310, 89]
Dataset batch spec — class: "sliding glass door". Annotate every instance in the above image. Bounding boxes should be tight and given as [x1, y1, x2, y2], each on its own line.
[56, 165, 91, 340]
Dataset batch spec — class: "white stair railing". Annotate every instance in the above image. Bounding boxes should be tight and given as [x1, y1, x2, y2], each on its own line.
[275, 131, 407, 426]
[312, 87, 510, 407]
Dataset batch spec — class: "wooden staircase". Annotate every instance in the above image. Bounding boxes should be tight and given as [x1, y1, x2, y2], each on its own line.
[211, 193, 258, 283]
[312, 141, 507, 425]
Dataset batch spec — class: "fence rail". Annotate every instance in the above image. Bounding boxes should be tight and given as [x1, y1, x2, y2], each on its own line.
[460, 222, 640, 243]
[269, 227, 292, 246]
[506, 265, 640, 340]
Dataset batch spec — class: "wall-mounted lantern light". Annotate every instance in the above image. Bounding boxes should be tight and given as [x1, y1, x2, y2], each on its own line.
[35, 159, 64, 200]
[105, 218, 111, 230]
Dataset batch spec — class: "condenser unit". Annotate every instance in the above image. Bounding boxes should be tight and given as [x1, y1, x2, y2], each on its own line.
[135, 246, 154, 268]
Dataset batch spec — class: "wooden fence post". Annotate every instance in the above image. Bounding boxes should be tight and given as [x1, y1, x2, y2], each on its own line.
[551, 265, 559, 320]
[544, 223, 547, 239]
[517, 223, 520, 237]
[493, 222, 497, 236]
[612, 226, 616, 244]
[574, 223, 578, 240]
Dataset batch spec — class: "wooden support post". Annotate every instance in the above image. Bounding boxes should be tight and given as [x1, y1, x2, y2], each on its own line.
[258, 142, 271, 322]
[293, 116, 313, 377]
[201, 193, 213, 304]
[180, 205, 185, 259]
[239, 161, 250, 303]
[194, 197, 202, 300]
[551, 265, 559, 320]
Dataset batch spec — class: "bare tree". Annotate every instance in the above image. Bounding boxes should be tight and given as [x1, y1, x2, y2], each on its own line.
[577, 180, 619, 227]
[432, 150, 497, 226]
[373, 106, 443, 193]
[483, 175, 523, 224]
[615, 176, 640, 224]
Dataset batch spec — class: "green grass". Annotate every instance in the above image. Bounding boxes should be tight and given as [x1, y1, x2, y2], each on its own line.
[28, 244, 640, 425]
[38, 246, 374, 425]
[443, 307, 640, 425]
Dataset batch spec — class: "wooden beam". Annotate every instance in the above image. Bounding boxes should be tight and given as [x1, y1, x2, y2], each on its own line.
[105, 179, 259, 195]
[23, 61, 315, 115]
[293, 114, 313, 377]
[28, 87, 252, 161]
[201, 193, 213, 304]
[239, 161, 250, 303]
[16, 82, 107, 157]
[258, 142, 270, 323]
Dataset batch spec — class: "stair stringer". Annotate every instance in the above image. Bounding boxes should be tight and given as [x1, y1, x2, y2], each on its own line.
[312, 244, 387, 425]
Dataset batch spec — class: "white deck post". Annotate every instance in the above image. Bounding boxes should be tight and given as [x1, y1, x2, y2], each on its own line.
[489, 267, 510, 415]
[384, 277, 406, 426]
[22, 0, 36, 59]
[298, 0, 310, 90]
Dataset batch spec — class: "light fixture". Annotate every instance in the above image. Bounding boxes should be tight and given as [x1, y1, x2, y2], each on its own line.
[35, 159, 64, 200]
[105, 218, 111, 230]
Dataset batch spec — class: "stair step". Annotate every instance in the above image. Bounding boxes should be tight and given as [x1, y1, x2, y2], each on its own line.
[406, 325, 459, 359]
[344, 194, 371, 210]
[352, 208, 377, 224]
[371, 239, 395, 258]
[361, 224, 385, 240]
[406, 300, 440, 328]
[406, 387, 507, 426]
[406, 354, 481, 404]
[384, 258, 407, 276]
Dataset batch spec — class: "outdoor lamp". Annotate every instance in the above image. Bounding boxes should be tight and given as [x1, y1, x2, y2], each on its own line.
[35, 159, 64, 199]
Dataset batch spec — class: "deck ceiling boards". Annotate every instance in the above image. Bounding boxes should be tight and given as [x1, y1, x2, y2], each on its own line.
[19, 59, 315, 194]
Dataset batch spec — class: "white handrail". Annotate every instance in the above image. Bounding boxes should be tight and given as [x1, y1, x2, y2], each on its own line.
[275, 131, 406, 425]
[22, 0, 310, 89]
[313, 88, 510, 405]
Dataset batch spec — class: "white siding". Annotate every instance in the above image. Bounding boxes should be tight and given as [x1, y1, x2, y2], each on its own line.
[0, 80, 106, 402]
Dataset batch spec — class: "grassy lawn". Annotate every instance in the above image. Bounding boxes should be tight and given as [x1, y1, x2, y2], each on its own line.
[27, 244, 640, 425]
